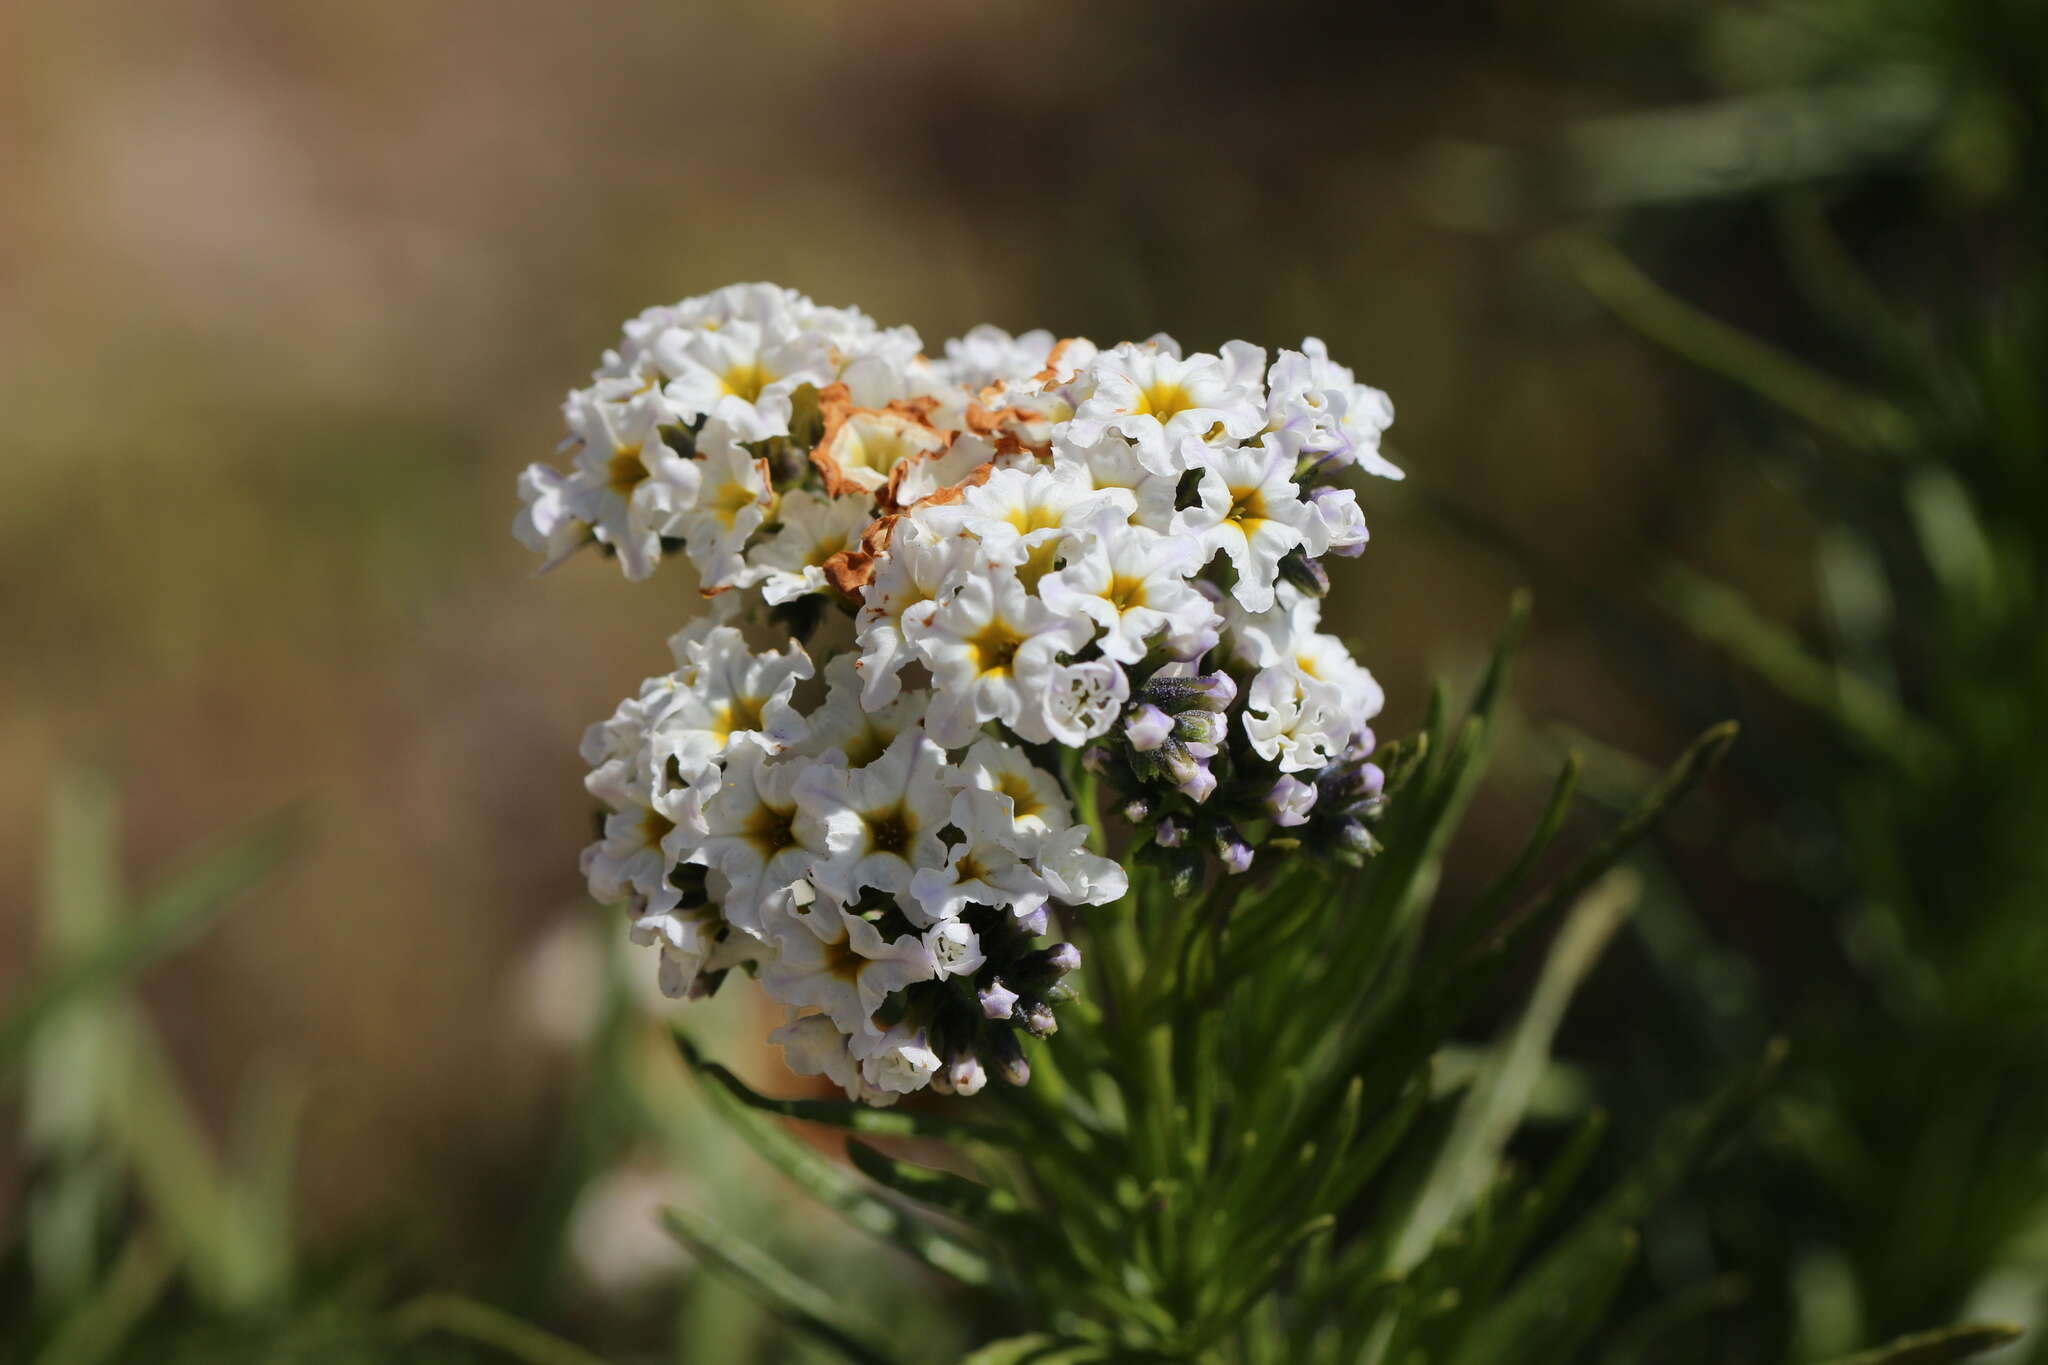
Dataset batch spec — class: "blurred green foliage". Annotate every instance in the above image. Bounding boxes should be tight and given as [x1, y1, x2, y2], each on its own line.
[1544, 0, 2048, 1359]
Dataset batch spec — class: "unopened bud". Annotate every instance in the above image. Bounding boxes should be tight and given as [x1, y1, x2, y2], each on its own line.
[1266, 775, 1317, 828]
[1278, 548, 1330, 597]
[978, 981, 1020, 1020]
[1127, 704, 1173, 751]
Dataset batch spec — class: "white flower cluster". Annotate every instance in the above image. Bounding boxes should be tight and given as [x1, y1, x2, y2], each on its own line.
[519, 284, 1399, 1104]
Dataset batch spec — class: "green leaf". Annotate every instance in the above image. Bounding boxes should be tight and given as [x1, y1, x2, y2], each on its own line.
[662, 1206, 903, 1365]
[845, 1139, 1006, 1223]
[1451, 1041, 1784, 1365]
[1815, 1324, 2025, 1365]
[392, 1293, 618, 1365]
[676, 1033, 998, 1287]
[956, 1334, 1102, 1364]
[1471, 720, 1736, 964]
[2, 805, 305, 1079]
[1393, 869, 1638, 1272]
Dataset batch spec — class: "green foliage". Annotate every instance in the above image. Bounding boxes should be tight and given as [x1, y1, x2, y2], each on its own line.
[670, 611, 1799, 1362]
[1563, 0, 2048, 1357]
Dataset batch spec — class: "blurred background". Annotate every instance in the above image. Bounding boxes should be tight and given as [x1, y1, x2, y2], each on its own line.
[4, 0, 2044, 1360]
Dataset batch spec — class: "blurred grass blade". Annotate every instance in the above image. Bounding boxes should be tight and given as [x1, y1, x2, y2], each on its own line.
[1815, 1324, 2025, 1365]
[31, 1232, 176, 1365]
[957, 1335, 1102, 1364]
[26, 769, 125, 1304]
[663, 1206, 904, 1365]
[1477, 721, 1736, 962]
[393, 1293, 617, 1365]
[2, 804, 305, 1078]
[1564, 231, 1909, 453]
[1657, 565, 1946, 773]
[1455, 1040, 1785, 1365]
[1395, 868, 1639, 1272]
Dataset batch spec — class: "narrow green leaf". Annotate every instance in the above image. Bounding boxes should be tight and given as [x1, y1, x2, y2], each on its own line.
[1475, 721, 1736, 962]
[1454, 1042, 1784, 1365]
[846, 1139, 1005, 1223]
[1816, 1324, 2025, 1365]
[1566, 231, 1911, 453]
[1395, 869, 1637, 1272]
[956, 1334, 1101, 1364]
[662, 1206, 903, 1365]
[675, 1036, 998, 1287]
[31, 1232, 176, 1365]
[392, 1293, 618, 1365]
[1657, 565, 1946, 773]
[2, 807, 305, 1078]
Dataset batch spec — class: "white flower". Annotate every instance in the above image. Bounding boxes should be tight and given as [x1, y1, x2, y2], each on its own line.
[1048, 436, 1182, 531]
[936, 324, 1058, 391]
[1301, 483, 1369, 557]
[854, 1019, 943, 1097]
[1243, 663, 1352, 774]
[916, 463, 1134, 589]
[758, 896, 935, 1037]
[1065, 340, 1263, 474]
[512, 464, 595, 570]
[654, 319, 834, 442]
[906, 796, 1051, 923]
[561, 392, 701, 581]
[1264, 339, 1401, 481]
[770, 1012, 865, 1100]
[691, 745, 842, 935]
[583, 777, 690, 913]
[922, 919, 987, 979]
[792, 655, 922, 770]
[1034, 825, 1130, 907]
[853, 522, 981, 708]
[909, 567, 1093, 749]
[746, 489, 876, 605]
[674, 429, 776, 589]
[945, 738, 1072, 855]
[629, 902, 753, 999]
[1177, 441, 1318, 613]
[1038, 518, 1217, 664]
[1020, 657, 1131, 747]
[798, 731, 954, 899]
[649, 627, 813, 787]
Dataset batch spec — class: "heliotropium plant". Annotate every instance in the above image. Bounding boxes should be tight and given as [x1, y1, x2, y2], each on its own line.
[512, 284, 2005, 1363]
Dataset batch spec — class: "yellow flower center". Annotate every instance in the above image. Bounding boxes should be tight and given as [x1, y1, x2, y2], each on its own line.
[721, 360, 774, 403]
[606, 445, 647, 496]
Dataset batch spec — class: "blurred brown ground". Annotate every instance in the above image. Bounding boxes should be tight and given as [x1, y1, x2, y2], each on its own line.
[0, 0, 1809, 1274]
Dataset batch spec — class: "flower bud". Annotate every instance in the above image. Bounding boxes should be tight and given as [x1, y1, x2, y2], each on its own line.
[1127, 704, 1173, 751]
[1122, 795, 1156, 824]
[947, 1054, 987, 1096]
[1213, 823, 1254, 875]
[1081, 743, 1117, 776]
[1021, 941, 1082, 979]
[1177, 761, 1218, 805]
[986, 1029, 1031, 1087]
[1359, 762, 1386, 802]
[1267, 775, 1317, 828]
[1173, 709, 1225, 748]
[978, 980, 1020, 1021]
[1277, 548, 1330, 598]
[1155, 814, 1188, 848]
[1023, 1000, 1058, 1037]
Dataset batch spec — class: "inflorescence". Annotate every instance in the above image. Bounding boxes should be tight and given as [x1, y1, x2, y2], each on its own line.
[518, 283, 1398, 1104]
